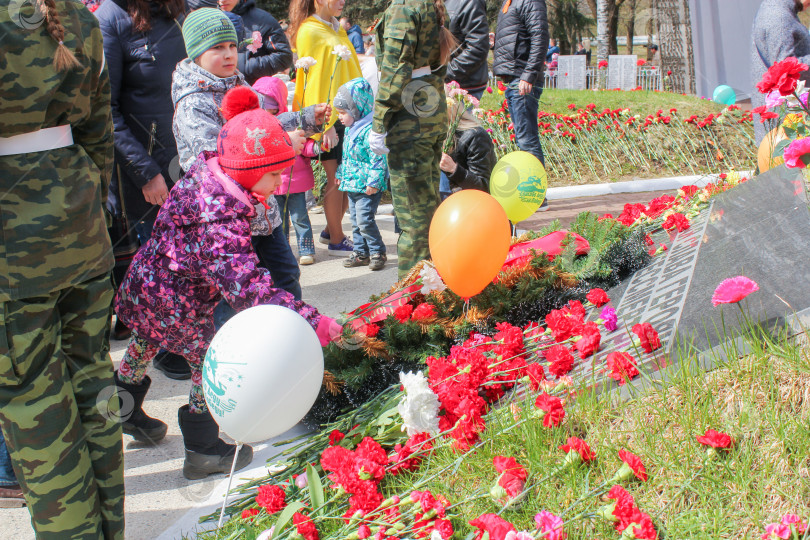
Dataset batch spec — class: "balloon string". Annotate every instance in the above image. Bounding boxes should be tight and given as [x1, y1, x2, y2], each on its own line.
[463, 299, 470, 317]
[217, 442, 244, 529]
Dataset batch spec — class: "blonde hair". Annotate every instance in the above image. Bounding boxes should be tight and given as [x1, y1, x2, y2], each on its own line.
[41, 0, 82, 71]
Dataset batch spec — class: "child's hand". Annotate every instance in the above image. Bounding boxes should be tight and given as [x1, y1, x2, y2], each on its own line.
[314, 103, 332, 127]
[365, 186, 379, 195]
[322, 127, 338, 151]
[440, 153, 458, 174]
[287, 129, 305, 155]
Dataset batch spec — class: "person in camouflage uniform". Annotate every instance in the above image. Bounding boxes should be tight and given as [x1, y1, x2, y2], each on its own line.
[372, 0, 454, 278]
[0, 1, 125, 538]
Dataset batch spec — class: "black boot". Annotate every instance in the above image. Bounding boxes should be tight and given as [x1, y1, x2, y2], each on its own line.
[153, 350, 192, 380]
[114, 373, 168, 444]
[178, 405, 253, 480]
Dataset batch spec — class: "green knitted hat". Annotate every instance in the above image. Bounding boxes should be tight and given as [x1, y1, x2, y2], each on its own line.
[182, 8, 238, 61]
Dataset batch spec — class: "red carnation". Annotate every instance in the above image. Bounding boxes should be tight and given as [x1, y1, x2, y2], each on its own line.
[241, 507, 260, 521]
[559, 437, 596, 463]
[679, 185, 699, 198]
[393, 303, 414, 323]
[328, 429, 345, 446]
[433, 518, 454, 539]
[545, 309, 584, 342]
[493, 456, 527, 498]
[293, 512, 319, 540]
[632, 322, 662, 353]
[357, 525, 372, 539]
[412, 303, 437, 321]
[586, 288, 610, 307]
[662, 212, 690, 232]
[606, 351, 639, 384]
[696, 428, 734, 450]
[469, 513, 516, 540]
[618, 449, 648, 481]
[757, 57, 809, 96]
[525, 362, 546, 390]
[545, 345, 575, 378]
[256, 484, 286, 514]
[361, 323, 380, 337]
[574, 322, 602, 358]
[535, 392, 565, 427]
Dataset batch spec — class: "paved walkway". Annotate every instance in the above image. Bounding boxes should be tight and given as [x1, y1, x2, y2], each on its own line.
[3, 183, 681, 539]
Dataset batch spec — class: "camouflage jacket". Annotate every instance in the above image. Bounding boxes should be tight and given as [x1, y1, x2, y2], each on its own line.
[0, 1, 114, 301]
[373, 0, 447, 135]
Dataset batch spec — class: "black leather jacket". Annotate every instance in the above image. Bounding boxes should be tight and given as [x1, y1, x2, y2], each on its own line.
[445, 0, 490, 91]
[493, 0, 549, 85]
[232, 0, 293, 84]
[446, 127, 496, 193]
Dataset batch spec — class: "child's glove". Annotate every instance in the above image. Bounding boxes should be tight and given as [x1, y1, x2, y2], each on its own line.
[316, 316, 343, 346]
[369, 130, 389, 155]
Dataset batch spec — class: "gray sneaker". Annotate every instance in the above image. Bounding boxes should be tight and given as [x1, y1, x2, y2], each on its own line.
[344, 252, 370, 267]
[369, 253, 387, 271]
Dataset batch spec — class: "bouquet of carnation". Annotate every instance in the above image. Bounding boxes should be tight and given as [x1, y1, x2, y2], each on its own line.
[754, 57, 810, 168]
[443, 81, 480, 153]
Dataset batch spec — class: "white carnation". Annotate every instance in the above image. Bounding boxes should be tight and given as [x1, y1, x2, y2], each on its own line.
[397, 371, 440, 436]
[419, 264, 446, 295]
[331, 45, 352, 61]
[295, 56, 317, 70]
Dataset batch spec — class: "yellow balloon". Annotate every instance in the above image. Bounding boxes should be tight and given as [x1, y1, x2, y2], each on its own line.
[757, 127, 785, 173]
[489, 151, 548, 223]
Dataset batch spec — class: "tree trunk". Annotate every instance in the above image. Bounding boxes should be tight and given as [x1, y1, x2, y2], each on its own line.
[626, 0, 636, 54]
[596, 0, 608, 64]
[607, 1, 621, 55]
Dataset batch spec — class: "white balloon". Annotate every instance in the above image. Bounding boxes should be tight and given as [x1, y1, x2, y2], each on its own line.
[202, 305, 324, 443]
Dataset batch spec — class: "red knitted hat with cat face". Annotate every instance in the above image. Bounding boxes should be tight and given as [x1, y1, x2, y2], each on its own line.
[217, 86, 295, 189]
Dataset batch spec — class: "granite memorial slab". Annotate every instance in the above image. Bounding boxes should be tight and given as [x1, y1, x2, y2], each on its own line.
[608, 55, 638, 90]
[569, 167, 810, 389]
[557, 55, 587, 90]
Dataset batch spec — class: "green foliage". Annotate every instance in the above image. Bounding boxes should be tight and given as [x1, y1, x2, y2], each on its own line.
[547, 0, 594, 54]
[254, 0, 290, 21]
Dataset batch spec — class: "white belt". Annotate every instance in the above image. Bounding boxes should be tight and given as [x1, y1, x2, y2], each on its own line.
[0, 125, 74, 156]
[412, 66, 432, 78]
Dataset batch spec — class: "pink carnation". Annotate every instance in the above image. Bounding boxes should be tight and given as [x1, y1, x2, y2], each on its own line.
[711, 276, 759, 306]
[534, 511, 567, 540]
[783, 137, 810, 168]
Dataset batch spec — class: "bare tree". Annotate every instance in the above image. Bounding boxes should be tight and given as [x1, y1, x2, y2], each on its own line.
[587, 0, 626, 56]
[626, 0, 637, 53]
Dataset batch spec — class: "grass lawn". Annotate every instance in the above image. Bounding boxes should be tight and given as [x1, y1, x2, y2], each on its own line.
[380, 324, 810, 539]
[480, 88, 729, 119]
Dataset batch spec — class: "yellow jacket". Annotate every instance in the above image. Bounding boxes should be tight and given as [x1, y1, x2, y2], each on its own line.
[293, 16, 362, 139]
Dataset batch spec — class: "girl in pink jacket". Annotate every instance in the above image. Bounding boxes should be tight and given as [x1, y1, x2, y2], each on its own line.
[254, 76, 318, 265]
[114, 87, 341, 480]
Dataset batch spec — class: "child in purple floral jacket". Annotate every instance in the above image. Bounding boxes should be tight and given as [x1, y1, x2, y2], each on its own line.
[114, 87, 342, 480]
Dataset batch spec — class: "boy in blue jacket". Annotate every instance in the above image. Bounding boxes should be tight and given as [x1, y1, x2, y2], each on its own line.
[335, 78, 388, 271]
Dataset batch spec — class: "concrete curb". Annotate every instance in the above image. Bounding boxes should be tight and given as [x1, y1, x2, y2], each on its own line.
[544, 171, 754, 200]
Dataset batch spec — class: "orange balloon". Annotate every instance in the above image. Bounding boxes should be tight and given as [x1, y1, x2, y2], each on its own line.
[429, 190, 511, 299]
[758, 127, 786, 173]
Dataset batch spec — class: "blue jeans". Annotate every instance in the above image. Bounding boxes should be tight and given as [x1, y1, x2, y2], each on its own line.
[347, 191, 385, 257]
[275, 193, 315, 257]
[504, 82, 545, 165]
[0, 429, 18, 487]
[213, 226, 302, 329]
[439, 171, 452, 201]
[134, 217, 155, 246]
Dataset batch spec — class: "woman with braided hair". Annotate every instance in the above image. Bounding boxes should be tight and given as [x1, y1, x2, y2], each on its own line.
[0, 0, 124, 537]
[370, 0, 456, 277]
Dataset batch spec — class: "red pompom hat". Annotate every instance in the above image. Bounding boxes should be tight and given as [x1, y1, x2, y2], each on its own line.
[217, 86, 295, 190]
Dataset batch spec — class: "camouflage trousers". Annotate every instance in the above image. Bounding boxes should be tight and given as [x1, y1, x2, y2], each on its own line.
[387, 130, 444, 278]
[0, 273, 124, 539]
